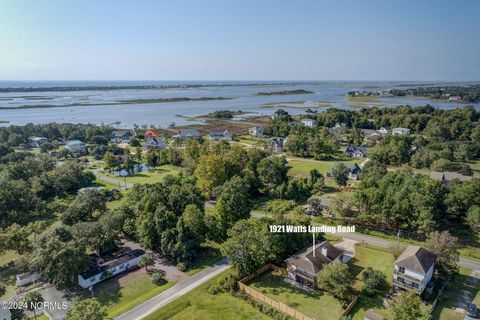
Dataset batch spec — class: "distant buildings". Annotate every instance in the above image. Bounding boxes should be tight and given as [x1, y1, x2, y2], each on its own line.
[301, 118, 317, 127]
[393, 246, 435, 295]
[110, 129, 135, 142]
[28, 136, 47, 148]
[268, 137, 285, 153]
[327, 162, 362, 180]
[345, 146, 368, 158]
[209, 130, 234, 141]
[249, 126, 264, 137]
[78, 249, 145, 289]
[173, 129, 201, 140]
[66, 140, 86, 153]
[285, 241, 345, 291]
[429, 171, 473, 184]
[392, 127, 411, 135]
[448, 95, 462, 102]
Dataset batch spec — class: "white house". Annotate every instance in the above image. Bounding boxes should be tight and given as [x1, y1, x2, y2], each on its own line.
[78, 249, 144, 289]
[28, 136, 47, 148]
[0, 308, 11, 320]
[268, 137, 285, 153]
[392, 128, 411, 135]
[66, 140, 86, 153]
[377, 127, 388, 135]
[285, 241, 345, 290]
[393, 246, 436, 294]
[15, 272, 42, 287]
[301, 119, 317, 127]
[209, 130, 234, 141]
[249, 126, 264, 137]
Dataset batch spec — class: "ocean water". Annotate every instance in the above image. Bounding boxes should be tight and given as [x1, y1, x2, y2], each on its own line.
[0, 81, 478, 128]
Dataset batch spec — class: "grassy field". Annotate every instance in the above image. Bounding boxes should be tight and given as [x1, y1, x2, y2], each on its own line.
[348, 244, 396, 320]
[248, 270, 344, 320]
[287, 157, 364, 178]
[433, 266, 480, 320]
[185, 245, 224, 276]
[104, 165, 181, 185]
[235, 135, 262, 146]
[143, 271, 270, 320]
[83, 268, 174, 318]
[0, 251, 21, 299]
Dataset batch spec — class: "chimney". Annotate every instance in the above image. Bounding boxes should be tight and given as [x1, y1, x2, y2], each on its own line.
[321, 247, 328, 257]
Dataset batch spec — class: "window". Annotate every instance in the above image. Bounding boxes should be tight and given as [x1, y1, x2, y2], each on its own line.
[396, 276, 404, 283]
[398, 266, 405, 274]
[411, 282, 419, 288]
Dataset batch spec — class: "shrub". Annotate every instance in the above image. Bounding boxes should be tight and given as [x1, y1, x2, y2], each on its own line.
[208, 273, 238, 295]
[176, 262, 186, 271]
[151, 272, 167, 286]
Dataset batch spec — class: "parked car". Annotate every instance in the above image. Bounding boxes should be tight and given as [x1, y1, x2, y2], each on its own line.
[466, 303, 477, 318]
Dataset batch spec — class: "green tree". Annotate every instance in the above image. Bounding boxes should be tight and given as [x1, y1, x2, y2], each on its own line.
[220, 219, 273, 277]
[215, 176, 252, 239]
[362, 268, 387, 296]
[257, 156, 289, 192]
[66, 298, 107, 320]
[139, 255, 155, 272]
[194, 154, 227, 199]
[332, 163, 350, 187]
[392, 291, 430, 320]
[316, 262, 353, 303]
[467, 205, 480, 231]
[62, 189, 107, 225]
[425, 231, 459, 274]
[24, 291, 44, 320]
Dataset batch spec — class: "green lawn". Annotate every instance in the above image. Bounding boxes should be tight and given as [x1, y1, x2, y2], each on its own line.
[105, 165, 181, 185]
[287, 157, 364, 178]
[143, 271, 270, 320]
[0, 251, 20, 299]
[84, 269, 174, 318]
[235, 135, 262, 145]
[348, 244, 396, 320]
[433, 266, 480, 320]
[248, 270, 344, 320]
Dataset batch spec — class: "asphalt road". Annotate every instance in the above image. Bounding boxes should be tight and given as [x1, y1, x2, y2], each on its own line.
[114, 258, 230, 320]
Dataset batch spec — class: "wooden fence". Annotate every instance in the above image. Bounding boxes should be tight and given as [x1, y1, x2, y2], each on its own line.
[238, 264, 358, 320]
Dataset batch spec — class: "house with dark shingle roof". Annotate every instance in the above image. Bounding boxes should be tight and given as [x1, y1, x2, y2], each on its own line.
[429, 171, 473, 184]
[393, 246, 436, 294]
[345, 145, 368, 158]
[285, 240, 345, 291]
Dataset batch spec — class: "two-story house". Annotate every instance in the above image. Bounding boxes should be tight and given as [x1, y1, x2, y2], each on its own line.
[393, 246, 436, 294]
[285, 241, 345, 291]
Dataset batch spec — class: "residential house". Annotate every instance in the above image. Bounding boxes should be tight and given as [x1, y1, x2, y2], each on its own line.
[326, 162, 362, 180]
[66, 140, 86, 153]
[301, 119, 317, 127]
[377, 127, 388, 135]
[110, 129, 135, 142]
[429, 171, 473, 184]
[448, 96, 462, 102]
[28, 136, 47, 148]
[144, 130, 158, 137]
[345, 146, 368, 158]
[145, 136, 167, 149]
[173, 129, 201, 140]
[78, 249, 145, 289]
[285, 241, 345, 290]
[393, 246, 436, 294]
[0, 308, 11, 320]
[15, 272, 42, 287]
[288, 121, 304, 127]
[268, 137, 285, 153]
[392, 128, 411, 135]
[249, 126, 264, 137]
[209, 130, 234, 141]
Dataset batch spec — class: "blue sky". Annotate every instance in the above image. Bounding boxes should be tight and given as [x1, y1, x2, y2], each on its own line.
[0, 0, 479, 81]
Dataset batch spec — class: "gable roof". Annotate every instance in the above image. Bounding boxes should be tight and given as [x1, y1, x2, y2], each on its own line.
[346, 146, 368, 154]
[429, 171, 473, 182]
[285, 241, 344, 275]
[395, 246, 436, 274]
[80, 249, 145, 280]
[144, 130, 158, 137]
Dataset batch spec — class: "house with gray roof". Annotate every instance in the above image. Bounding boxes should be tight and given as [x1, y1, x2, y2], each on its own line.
[345, 145, 368, 158]
[173, 129, 201, 140]
[393, 246, 436, 294]
[285, 241, 345, 290]
[429, 171, 473, 184]
[326, 162, 362, 180]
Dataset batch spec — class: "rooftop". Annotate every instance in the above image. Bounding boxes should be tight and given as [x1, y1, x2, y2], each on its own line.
[395, 246, 436, 274]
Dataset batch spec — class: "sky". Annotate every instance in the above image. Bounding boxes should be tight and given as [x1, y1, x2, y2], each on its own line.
[0, 0, 479, 81]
